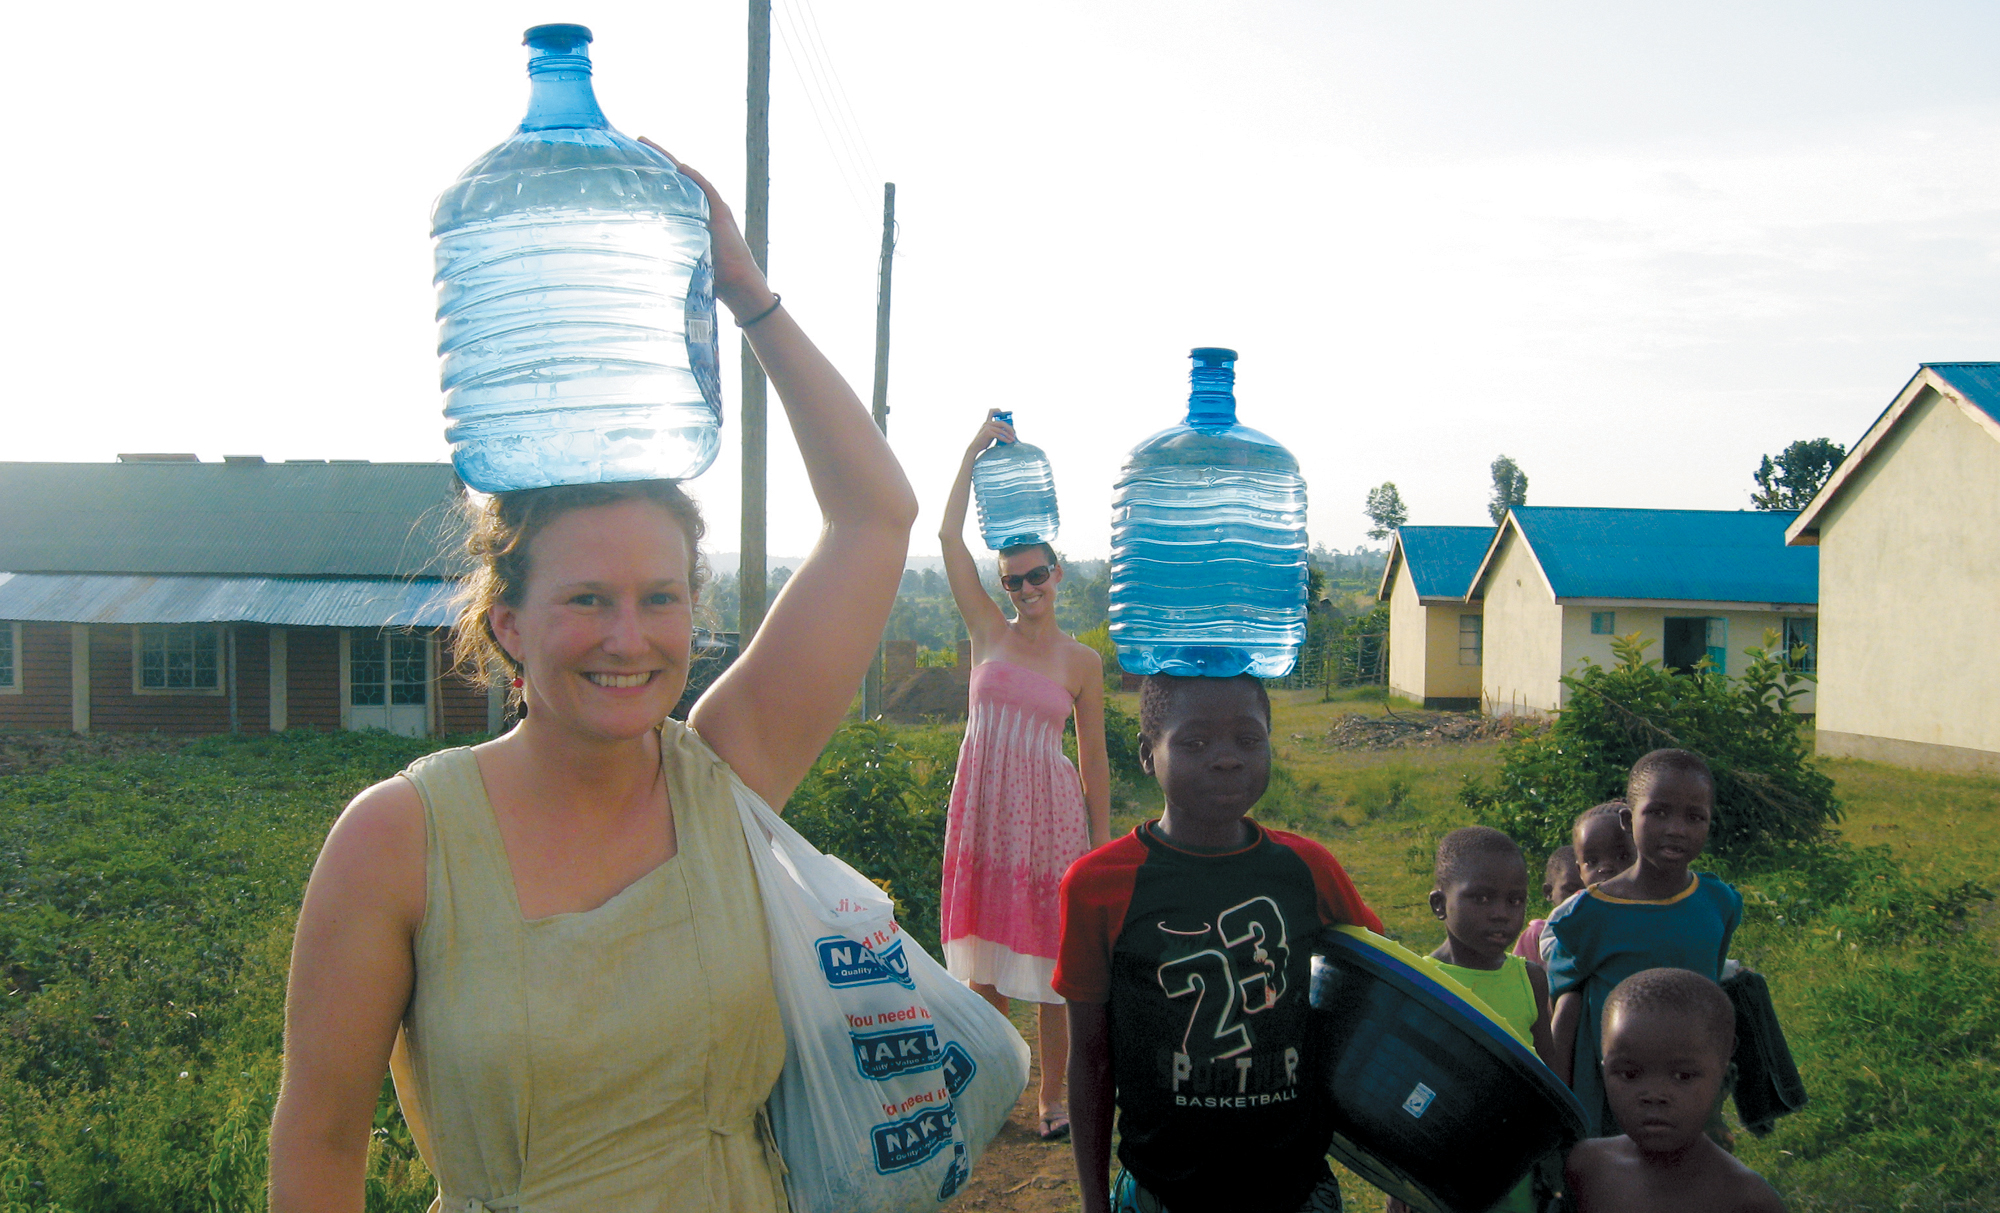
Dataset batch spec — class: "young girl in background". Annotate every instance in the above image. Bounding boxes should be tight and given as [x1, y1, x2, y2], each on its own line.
[1573, 800, 1636, 888]
[1514, 844, 1582, 963]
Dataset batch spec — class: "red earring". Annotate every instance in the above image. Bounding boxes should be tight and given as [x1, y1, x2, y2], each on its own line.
[510, 677, 523, 689]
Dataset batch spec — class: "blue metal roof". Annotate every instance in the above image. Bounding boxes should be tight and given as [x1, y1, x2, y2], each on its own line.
[1394, 526, 1495, 599]
[0, 573, 460, 628]
[1499, 507, 1817, 604]
[1921, 362, 2000, 426]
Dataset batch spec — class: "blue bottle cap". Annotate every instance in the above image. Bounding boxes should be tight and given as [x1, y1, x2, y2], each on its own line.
[1190, 347, 1238, 364]
[524, 23, 593, 51]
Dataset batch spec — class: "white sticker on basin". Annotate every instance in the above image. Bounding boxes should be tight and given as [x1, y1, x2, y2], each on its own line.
[1402, 1082, 1436, 1119]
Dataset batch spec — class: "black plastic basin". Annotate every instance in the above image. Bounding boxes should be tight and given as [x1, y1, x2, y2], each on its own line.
[1310, 926, 1586, 1213]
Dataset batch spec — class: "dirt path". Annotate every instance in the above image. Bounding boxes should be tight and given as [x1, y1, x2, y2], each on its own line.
[957, 1024, 1081, 1212]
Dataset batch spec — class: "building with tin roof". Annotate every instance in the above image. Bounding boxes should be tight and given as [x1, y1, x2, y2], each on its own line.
[1379, 526, 1493, 710]
[1467, 506, 1819, 717]
[1785, 363, 2000, 774]
[0, 456, 499, 737]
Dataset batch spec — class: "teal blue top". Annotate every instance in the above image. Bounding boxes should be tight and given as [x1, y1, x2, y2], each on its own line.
[1544, 871, 1742, 1136]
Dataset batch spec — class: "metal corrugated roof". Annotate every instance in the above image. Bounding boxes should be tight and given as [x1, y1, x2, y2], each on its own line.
[0, 462, 468, 578]
[1494, 507, 1817, 604]
[1394, 526, 1495, 599]
[0, 573, 460, 627]
[1925, 362, 2000, 426]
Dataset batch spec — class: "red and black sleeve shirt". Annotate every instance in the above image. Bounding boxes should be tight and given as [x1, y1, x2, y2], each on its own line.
[1054, 821, 1383, 1212]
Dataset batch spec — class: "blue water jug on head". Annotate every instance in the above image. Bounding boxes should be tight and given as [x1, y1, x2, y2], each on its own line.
[432, 24, 722, 494]
[1109, 348, 1308, 678]
[971, 411, 1060, 550]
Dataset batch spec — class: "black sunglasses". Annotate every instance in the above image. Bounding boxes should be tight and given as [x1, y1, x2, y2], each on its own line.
[1000, 565, 1053, 592]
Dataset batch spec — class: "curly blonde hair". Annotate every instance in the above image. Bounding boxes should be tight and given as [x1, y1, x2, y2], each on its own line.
[451, 481, 708, 693]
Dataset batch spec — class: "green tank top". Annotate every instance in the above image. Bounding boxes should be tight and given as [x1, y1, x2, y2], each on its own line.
[1437, 952, 1540, 1213]
[1437, 952, 1538, 1040]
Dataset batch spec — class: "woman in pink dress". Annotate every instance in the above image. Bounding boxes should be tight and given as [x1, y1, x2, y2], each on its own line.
[938, 410, 1112, 1141]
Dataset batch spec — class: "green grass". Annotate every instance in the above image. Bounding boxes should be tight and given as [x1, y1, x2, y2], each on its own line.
[0, 714, 1993, 1212]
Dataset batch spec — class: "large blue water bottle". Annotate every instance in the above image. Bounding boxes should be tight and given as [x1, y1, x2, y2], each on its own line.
[432, 24, 721, 493]
[971, 411, 1061, 550]
[1109, 348, 1308, 678]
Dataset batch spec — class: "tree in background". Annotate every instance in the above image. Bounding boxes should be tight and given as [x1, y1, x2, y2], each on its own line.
[1488, 455, 1529, 524]
[1752, 438, 1846, 510]
[1363, 482, 1409, 541]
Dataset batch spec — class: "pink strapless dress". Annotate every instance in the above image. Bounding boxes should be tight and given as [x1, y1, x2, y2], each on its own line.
[941, 661, 1091, 1003]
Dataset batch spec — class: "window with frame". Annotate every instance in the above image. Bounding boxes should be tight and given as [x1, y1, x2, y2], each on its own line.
[1458, 614, 1482, 665]
[0, 622, 17, 690]
[1784, 617, 1818, 672]
[139, 625, 219, 691]
[1590, 611, 1616, 635]
[350, 631, 429, 706]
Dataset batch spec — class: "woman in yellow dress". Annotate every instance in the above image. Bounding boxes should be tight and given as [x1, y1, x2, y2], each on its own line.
[268, 152, 917, 1211]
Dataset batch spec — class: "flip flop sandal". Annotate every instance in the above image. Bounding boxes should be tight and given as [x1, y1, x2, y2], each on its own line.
[1037, 1113, 1071, 1142]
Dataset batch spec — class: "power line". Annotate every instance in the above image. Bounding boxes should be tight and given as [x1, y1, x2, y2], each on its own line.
[792, 0, 881, 182]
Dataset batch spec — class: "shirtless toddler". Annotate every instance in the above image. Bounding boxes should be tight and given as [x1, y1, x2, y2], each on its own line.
[1565, 968, 1786, 1212]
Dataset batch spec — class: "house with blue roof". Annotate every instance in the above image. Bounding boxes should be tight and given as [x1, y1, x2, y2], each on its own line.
[1786, 362, 2000, 774]
[1379, 526, 1493, 709]
[1467, 506, 1819, 716]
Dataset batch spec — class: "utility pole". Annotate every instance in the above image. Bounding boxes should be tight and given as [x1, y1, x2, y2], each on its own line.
[739, 0, 772, 645]
[861, 183, 898, 719]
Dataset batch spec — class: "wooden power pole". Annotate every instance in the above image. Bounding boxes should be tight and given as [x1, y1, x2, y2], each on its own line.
[861, 183, 898, 718]
[739, 0, 772, 645]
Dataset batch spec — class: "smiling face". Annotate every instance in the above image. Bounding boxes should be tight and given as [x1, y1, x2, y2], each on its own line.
[1625, 769, 1714, 876]
[1433, 852, 1530, 967]
[1139, 677, 1272, 827]
[1601, 1004, 1731, 1158]
[998, 547, 1061, 620]
[489, 497, 696, 742]
[1574, 813, 1638, 887]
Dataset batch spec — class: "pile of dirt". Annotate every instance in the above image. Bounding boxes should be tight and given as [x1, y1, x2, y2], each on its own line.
[0, 731, 195, 777]
[880, 667, 969, 724]
[1313, 711, 1536, 750]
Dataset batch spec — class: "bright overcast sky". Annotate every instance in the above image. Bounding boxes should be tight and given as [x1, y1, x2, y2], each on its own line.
[8, 1, 1998, 559]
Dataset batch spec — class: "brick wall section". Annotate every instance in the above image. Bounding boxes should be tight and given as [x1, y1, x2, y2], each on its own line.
[439, 661, 493, 735]
[237, 627, 271, 733]
[85, 625, 273, 735]
[286, 628, 343, 731]
[0, 623, 75, 730]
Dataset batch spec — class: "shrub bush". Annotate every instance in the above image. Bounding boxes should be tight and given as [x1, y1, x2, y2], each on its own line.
[1460, 633, 1837, 858]
[783, 720, 959, 956]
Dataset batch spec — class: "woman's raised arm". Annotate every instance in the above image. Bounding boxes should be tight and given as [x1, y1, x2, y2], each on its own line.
[658, 150, 918, 809]
[940, 411, 1015, 652]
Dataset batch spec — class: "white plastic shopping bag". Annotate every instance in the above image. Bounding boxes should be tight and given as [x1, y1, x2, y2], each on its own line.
[732, 779, 1030, 1211]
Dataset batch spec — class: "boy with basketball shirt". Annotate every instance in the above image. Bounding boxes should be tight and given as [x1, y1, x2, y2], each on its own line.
[1056, 674, 1383, 1213]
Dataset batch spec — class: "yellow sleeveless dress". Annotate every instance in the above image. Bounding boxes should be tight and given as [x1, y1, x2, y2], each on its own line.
[387, 720, 791, 1212]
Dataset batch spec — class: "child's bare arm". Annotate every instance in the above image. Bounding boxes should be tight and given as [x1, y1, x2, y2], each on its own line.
[1563, 1138, 1609, 1212]
[1525, 961, 1559, 1070]
[1727, 1158, 1790, 1212]
[1551, 990, 1583, 1086]
[1067, 1000, 1115, 1213]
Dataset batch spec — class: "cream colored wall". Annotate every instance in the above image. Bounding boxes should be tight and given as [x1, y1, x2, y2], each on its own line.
[1425, 601, 1484, 700]
[1386, 565, 1430, 702]
[1479, 529, 1564, 715]
[1557, 606, 1817, 713]
[1814, 388, 2000, 761]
